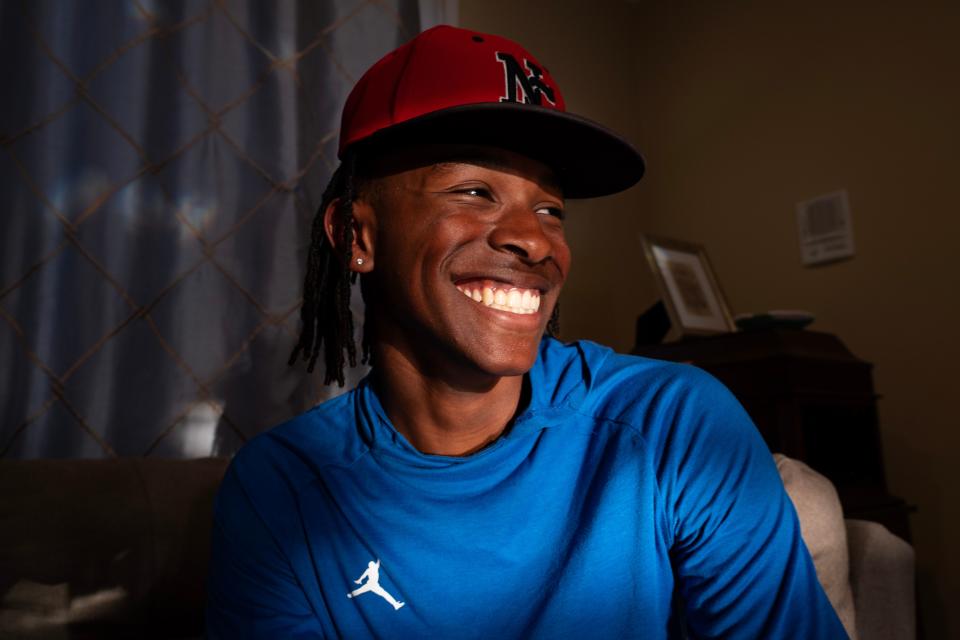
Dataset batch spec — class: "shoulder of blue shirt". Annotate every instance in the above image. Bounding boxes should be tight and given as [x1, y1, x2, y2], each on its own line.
[226, 337, 749, 486]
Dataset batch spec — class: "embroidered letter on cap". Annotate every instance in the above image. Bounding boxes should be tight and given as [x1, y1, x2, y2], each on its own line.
[495, 52, 557, 106]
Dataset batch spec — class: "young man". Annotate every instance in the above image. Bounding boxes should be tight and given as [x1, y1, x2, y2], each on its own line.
[207, 26, 847, 638]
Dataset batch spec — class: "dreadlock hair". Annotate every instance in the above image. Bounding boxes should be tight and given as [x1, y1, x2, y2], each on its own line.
[289, 147, 562, 387]
[288, 150, 368, 387]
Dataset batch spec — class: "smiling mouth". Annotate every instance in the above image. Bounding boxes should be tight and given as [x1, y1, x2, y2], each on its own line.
[454, 279, 541, 315]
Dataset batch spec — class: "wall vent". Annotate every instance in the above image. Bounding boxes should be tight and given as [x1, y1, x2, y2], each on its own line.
[796, 189, 855, 266]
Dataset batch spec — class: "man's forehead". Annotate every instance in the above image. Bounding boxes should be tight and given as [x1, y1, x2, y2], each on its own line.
[365, 143, 563, 195]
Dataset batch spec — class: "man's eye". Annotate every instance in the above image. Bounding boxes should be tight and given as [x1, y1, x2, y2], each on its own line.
[458, 187, 492, 199]
[537, 206, 565, 220]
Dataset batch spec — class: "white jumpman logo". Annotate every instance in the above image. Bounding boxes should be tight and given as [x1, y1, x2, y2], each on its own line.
[346, 559, 405, 610]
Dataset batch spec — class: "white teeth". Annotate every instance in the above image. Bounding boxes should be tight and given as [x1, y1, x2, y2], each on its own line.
[456, 283, 542, 315]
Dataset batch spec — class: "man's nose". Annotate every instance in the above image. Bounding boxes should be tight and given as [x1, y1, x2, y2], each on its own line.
[488, 205, 553, 264]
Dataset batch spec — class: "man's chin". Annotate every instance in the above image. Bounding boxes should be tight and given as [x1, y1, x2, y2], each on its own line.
[462, 343, 542, 380]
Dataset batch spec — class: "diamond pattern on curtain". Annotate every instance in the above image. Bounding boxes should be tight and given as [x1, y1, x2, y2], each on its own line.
[0, 0, 424, 459]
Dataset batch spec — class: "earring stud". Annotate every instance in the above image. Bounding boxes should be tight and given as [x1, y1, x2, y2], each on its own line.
[355, 257, 364, 266]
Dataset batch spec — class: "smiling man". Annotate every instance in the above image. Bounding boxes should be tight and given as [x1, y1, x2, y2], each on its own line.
[206, 26, 848, 639]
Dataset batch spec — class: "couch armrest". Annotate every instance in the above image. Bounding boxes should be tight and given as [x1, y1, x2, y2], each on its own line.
[846, 519, 915, 640]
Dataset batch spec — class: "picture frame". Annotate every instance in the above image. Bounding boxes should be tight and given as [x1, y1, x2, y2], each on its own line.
[640, 234, 735, 335]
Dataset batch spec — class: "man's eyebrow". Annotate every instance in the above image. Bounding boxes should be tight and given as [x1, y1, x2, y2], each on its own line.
[429, 155, 501, 172]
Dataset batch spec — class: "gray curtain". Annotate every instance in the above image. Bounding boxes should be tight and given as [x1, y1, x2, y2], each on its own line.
[0, 1, 435, 459]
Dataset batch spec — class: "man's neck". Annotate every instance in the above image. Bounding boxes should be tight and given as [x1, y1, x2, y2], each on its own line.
[371, 344, 525, 457]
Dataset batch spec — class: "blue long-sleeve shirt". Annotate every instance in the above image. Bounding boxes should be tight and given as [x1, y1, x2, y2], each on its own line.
[206, 338, 847, 638]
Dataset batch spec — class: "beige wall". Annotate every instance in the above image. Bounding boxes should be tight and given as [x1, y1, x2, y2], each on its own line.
[461, 1, 959, 636]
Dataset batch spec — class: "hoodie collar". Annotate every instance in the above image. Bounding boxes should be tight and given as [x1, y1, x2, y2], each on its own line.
[355, 337, 595, 466]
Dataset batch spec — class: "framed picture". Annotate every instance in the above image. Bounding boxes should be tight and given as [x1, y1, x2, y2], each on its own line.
[640, 235, 735, 335]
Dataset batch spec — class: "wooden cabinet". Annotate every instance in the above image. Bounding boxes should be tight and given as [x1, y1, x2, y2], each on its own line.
[633, 328, 912, 540]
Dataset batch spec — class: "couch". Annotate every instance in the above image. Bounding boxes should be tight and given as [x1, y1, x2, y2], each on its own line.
[774, 454, 916, 640]
[0, 458, 227, 639]
[0, 455, 914, 639]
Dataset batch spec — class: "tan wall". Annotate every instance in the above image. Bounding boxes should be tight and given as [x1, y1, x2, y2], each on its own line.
[461, 1, 959, 636]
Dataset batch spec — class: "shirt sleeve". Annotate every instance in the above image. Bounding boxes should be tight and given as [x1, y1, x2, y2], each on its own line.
[205, 456, 325, 639]
[656, 367, 849, 639]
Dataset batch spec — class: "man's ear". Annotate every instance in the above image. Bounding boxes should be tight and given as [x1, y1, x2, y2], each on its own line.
[323, 198, 376, 273]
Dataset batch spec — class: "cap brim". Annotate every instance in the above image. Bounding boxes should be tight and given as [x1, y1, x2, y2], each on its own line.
[351, 103, 645, 199]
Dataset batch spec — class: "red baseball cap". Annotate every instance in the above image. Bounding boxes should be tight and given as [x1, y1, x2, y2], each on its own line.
[338, 25, 645, 199]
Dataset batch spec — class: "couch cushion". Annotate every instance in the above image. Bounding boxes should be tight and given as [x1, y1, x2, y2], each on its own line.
[136, 457, 229, 622]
